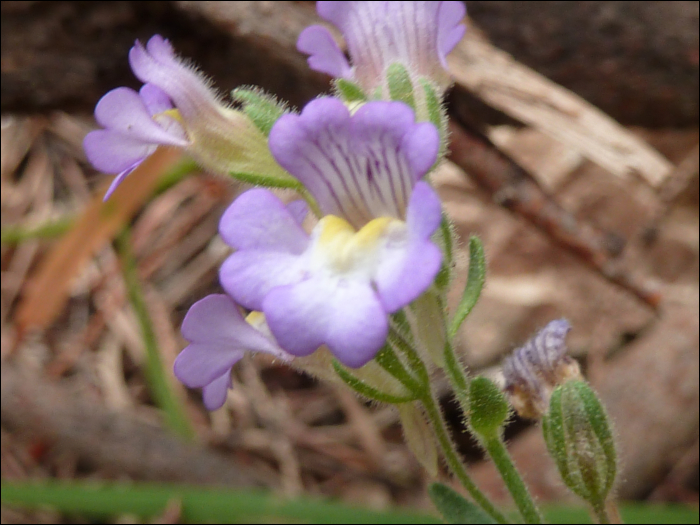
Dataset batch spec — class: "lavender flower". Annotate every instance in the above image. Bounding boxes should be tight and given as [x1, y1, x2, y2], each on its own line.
[84, 35, 281, 199]
[174, 294, 291, 410]
[298, 1, 466, 94]
[502, 319, 582, 419]
[217, 97, 443, 368]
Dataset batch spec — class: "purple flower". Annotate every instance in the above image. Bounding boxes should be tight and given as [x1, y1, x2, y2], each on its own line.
[85, 35, 276, 200]
[84, 83, 189, 199]
[218, 97, 443, 368]
[174, 294, 291, 410]
[502, 319, 582, 419]
[298, 1, 466, 93]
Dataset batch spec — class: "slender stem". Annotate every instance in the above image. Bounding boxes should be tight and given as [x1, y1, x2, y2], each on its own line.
[117, 229, 194, 441]
[591, 500, 617, 524]
[443, 339, 470, 414]
[420, 392, 510, 524]
[483, 436, 543, 524]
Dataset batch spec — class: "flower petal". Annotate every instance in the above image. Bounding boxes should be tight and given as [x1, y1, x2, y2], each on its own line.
[406, 181, 443, 239]
[269, 98, 436, 228]
[286, 200, 309, 227]
[181, 294, 285, 358]
[129, 36, 221, 122]
[263, 277, 388, 368]
[202, 370, 233, 410]
[437, 1, 467, 62]
[103, 163, 141, 201]
[219, 189, 308, 253]
[83, 129, 155, 174]
[219, 250, 306, 311]
[297, 25, 352, 79]
[374, 182, 443, 312]
[314, 2, 465, 92]
[94, 87, 188, 147]
[174, 342, 244, 388]
[139, 83, 173, 116]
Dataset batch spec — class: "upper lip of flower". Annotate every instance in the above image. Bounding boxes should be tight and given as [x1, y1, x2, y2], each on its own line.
[297, 1, 466, 92]
[268, 97, 439, 230]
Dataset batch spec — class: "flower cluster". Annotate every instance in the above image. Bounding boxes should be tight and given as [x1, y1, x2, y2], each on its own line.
[85, 1, 466, 409]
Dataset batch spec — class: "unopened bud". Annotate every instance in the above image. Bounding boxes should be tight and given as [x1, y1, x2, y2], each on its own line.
[542, 380, 617, 510]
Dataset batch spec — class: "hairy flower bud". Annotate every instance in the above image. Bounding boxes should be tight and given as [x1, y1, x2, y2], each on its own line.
[542, 380, 617, 512]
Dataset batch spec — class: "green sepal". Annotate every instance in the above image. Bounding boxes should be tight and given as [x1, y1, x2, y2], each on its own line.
[449, 236, 486, 339]
[386, 63, 416, 110]
[468, 377, 510, 440]
[334, 78, 367, 103]
[227, 170, 304, 192]
[230, 87, 289, 136]
[374, 343, 423, 393]
[543, 381, 617, 507]
[434, 213, 456, 291]
[418, 77, 448, 145]
[428, 483, 497, 524]
[331, 359, 418, 404]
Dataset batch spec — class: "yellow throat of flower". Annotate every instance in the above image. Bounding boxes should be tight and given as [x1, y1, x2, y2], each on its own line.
[315, 215, 399, 274]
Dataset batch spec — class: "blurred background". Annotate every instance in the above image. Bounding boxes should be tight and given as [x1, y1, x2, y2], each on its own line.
[1, 1, 698, 522]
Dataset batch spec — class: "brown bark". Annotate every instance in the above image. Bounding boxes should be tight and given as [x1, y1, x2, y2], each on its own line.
[468, 1, 700, 127]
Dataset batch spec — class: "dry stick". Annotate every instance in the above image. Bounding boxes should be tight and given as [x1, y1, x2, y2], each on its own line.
[0, 363, 273, 489]
[447, 121, 662, 310]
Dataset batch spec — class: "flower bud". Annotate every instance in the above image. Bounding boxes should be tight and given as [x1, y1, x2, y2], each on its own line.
[468, 376, 510, 440]
[542, 380, 617, 510]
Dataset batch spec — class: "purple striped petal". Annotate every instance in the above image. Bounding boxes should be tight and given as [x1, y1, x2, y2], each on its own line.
[269, 97, 439, 229]
[306, 2, 466, 91]
[129, 35, 222, 122]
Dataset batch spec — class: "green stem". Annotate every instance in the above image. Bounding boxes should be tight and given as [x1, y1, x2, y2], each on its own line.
[1, 216, 74, 245]
[420, 392, 509, 524]
[483, 436, 543, 524]
[591, 501, 613, 524]
[443, 339, 470, 415]
[117, 229, 194, 441]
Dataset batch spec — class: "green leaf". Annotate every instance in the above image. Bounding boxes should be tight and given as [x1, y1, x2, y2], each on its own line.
[449, 236, 486, 339]
[1, 481, 441, 524]
[230, 87, 289, 136]
[428, 483, 497, 524]
[387, 63, 416, 109]
[334, 78, 368, 103]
